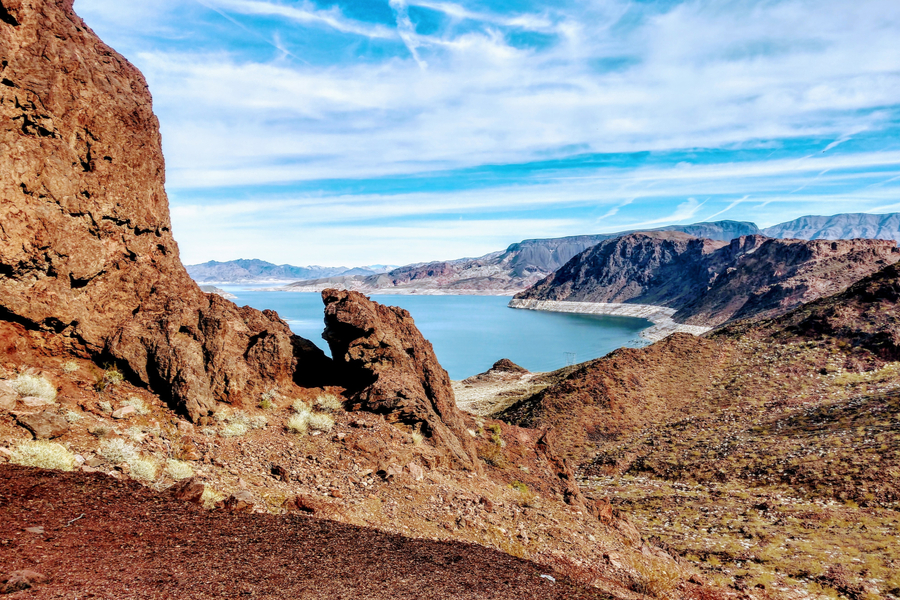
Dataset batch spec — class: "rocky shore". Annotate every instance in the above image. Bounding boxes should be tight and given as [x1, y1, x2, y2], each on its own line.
[507, 299, 711, 342]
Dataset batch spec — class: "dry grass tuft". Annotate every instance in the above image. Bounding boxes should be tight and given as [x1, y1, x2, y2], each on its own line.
[12, 374, 57, 402]
[9, 440, 76, 471]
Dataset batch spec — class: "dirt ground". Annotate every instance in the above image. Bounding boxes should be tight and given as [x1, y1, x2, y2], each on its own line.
[0, 465, 613, 600]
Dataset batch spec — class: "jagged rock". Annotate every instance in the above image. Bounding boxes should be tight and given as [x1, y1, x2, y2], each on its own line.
[220, 490, 256, 512]
[489, 359, 528, 374]
[169, 478, 205, 504]
[322, 289, 480, 472]
[535, 428, 584, 506]
[0, 0, 330, 421]
[1, 569, 46, 594]
[16, 410, 68, 439]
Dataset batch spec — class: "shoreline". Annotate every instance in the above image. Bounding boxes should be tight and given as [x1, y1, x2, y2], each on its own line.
[507, 298, 712, 342]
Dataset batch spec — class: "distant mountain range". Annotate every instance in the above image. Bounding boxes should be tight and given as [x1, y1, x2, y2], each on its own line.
[185, 259, 397, 284]
[189, 213, 900, 291]
[279, 213, 900, 295]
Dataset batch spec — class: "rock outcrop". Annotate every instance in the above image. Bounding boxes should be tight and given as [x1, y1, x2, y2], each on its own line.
[0, 0, 327, 420]
[516, 232, 900, 327]
[322, 289, 480, 471]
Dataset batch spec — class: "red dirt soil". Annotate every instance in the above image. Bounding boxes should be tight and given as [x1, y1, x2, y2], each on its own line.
[0, 465, 612, 599]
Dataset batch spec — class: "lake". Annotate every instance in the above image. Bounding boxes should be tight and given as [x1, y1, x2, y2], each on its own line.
[217, 287, 651, 380]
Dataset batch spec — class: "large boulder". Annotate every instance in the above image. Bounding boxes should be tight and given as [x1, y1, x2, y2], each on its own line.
[0, 0, 327, 420]
[322, 290, 480, 472]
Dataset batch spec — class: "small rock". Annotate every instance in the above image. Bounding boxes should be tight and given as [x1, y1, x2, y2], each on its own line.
[24, 527, 44, 534]
[407, 463, 425, 481]
[1, 569, 47, 593]
[17, 411, 68, 439]
[237, 478, 248, 489]
[81, 466, 100, 474]
[20, 397, 54, 409]
[221, 490, 256, 512]
[0, 447, 12, 461]
[176, 420, 194, 434]
[74, 454, 85, 464]
[111, 405, 136, 419]
[0, 382, 16, 411]
[270, 464, 289, 482]
[85, 457, 104, 468]
[170, 478, 205, 504]
[328, 489, 343, 499]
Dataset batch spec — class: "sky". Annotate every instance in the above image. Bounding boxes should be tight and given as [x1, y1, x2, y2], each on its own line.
[72, 0, 900, 267]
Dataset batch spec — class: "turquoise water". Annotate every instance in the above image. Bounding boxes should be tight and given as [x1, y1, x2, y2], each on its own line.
[218, 287, 651, 380]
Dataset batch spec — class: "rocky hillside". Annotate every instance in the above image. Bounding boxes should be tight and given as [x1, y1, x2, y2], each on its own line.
[516, 232, 900, 326]
[186, 259, 394, 284]
[0, 4, 711, 597]
[0, 0, 339, 421]
[492, 262, 900, 595]
[762, 212, 900, 242]
[284, 220, 761, 295]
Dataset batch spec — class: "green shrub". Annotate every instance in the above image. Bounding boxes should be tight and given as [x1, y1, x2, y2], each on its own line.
[12, 374, 57, 402]
[9, 440, 76, 471]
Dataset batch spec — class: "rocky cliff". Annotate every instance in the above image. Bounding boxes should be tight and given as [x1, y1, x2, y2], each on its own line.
[0, 0, 328, 421]
[516, 232, 900, 326]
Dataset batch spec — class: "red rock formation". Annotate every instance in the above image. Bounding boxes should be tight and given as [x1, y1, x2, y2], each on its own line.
[0, 0, 326, 420]
[322, 289, 481, 472]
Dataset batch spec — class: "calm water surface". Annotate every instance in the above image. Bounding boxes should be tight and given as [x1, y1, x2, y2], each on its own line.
[219, 287, 651, 380]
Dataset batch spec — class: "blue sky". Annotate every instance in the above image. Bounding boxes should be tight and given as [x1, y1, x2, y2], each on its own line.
[73, 0, 900, 266]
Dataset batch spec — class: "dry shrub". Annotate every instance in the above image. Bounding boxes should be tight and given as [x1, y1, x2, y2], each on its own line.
[12, 374, 57, 402]
[9, 440, 76, 471]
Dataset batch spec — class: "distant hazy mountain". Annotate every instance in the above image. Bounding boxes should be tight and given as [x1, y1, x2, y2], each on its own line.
[762, 213, 900, 242]
[283, 220, 761, 295]
[186, 259, 396, 284]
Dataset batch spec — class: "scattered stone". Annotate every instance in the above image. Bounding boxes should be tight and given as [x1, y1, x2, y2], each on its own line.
[0, 448, 12, 461]
[271, 464, 289, 482]
[170, 478, 205, 504]
[221, 490, 256, 512]
[20, 397, 54, 409]
[85, 457, 104, 468]
[81, 466, 100, 474]
[25, 527, 44, 534]
[16, 411, 69, 439]
[407, 463, 425, 481]
[111, 406, 136, 419]
[177, 420, 194, 434]
[0, 382, 15, 411]
[1, 570, 47, 594]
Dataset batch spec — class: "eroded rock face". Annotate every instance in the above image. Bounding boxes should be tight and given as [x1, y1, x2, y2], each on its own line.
[322, 289, 480, 472]
[0, 0, 325, 420]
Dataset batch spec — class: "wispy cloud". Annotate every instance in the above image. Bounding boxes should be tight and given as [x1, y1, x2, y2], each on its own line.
[72, 0, 900, 265]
